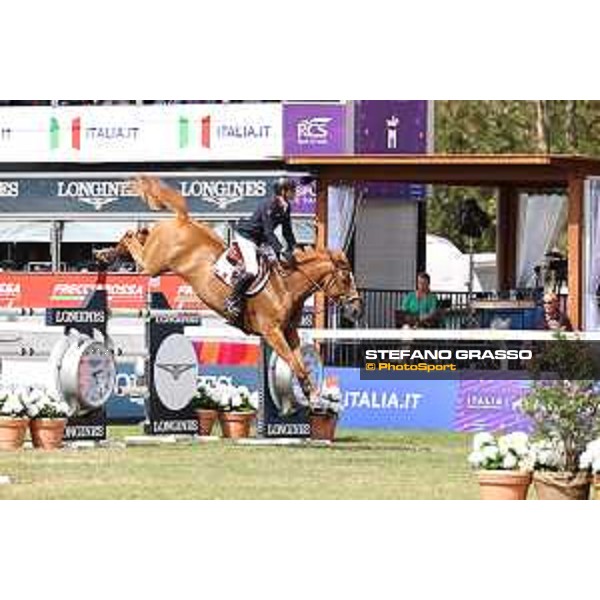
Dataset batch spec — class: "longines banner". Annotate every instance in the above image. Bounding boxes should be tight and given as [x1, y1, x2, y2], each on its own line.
[0, 104, 283, 162]
[0, 173, 311, 215]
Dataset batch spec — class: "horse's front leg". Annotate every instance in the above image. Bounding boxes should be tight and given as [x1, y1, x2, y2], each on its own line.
[286, 327, 320, 407]
[118, 231, 147, 269]
[263, 326, 316, 403]
[285, 311, 320, 406]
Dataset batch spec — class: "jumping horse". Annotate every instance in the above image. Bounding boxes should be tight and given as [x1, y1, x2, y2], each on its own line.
[96, 176, 363, 403]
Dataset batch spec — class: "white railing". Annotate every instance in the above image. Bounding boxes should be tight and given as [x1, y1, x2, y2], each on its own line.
[301, 328, 600, 342]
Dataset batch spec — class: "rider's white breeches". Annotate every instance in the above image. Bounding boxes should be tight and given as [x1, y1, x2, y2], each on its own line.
[234, 233, 259, 277]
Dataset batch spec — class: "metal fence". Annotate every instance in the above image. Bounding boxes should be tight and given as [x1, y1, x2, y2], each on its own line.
[329, 289, 472, 329]
[328, 288, 568, 330]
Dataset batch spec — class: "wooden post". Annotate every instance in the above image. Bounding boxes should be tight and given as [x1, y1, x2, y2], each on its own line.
[567, 175, 584, 330]
[315, 177, 329, 329]
[496, 186, 518, 291]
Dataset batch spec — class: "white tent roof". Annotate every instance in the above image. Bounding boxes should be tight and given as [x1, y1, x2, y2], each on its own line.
[426, 234, 483, 293]
[0, 222, 51, 242]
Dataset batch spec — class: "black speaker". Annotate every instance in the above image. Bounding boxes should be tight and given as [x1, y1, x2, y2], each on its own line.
[459, 199, 491, 239]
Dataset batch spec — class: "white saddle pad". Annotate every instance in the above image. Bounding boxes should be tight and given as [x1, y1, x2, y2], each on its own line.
[213, 244, 270, 297]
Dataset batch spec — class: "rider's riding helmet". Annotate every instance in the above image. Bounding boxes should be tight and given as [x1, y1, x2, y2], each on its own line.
[273, 177, 298, 197]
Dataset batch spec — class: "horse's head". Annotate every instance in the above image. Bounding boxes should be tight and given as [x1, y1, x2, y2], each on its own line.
[323, 249, 363, 324]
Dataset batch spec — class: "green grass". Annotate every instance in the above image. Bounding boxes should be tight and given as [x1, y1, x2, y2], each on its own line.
[0, 427, 479, 500]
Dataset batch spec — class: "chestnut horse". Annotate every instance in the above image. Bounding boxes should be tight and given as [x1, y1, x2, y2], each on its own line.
[96, 176, 362, 403]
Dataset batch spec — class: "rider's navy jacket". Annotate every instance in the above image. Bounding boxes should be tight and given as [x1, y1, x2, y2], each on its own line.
[235, 196, 297, 256]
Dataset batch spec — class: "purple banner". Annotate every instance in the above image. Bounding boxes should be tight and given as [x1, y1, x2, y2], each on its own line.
[292, 180, 316, 215]
[354, 100, 428, 199]
[284, 103, 346, 155]
[354, 100, 427, 154]
[454, 377, 533, 433]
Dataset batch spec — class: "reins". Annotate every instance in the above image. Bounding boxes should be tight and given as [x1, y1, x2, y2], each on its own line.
[285, 256, 359, 317]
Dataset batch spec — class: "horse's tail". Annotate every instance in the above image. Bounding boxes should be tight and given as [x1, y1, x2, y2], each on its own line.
[132, 176, 190, 223]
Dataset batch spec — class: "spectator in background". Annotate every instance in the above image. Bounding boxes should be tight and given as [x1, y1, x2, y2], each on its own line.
[396, 273, 440, 329]
[537, 292, 573, 332]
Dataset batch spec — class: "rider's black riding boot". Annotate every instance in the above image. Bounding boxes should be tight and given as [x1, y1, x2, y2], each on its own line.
[225, 273, 255, 320]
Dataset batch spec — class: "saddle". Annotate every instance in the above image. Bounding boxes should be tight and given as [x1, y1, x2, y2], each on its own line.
[213, 242, 271, 296]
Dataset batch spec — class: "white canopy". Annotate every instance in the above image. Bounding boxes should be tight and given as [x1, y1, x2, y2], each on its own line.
[0, 222, 51, 242]
[426, 234, 483, 292]
[62, 222, 137, 243]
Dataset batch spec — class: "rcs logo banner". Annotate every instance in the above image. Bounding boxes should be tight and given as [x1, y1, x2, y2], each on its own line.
[283, 103, 346, 155]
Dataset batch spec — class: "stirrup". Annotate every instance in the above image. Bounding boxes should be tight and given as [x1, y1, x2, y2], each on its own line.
[224, 296, 243, 319]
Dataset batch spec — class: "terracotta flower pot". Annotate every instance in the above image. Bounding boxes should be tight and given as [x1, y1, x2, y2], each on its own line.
[594, 475, 600, 500]
[533, 471, 591, 500]
[219, 411, 255, 439]
[477, 471, 532, 500]
[0, 418, 30, 451]
[30, 419, 67, 450]
[196, 409, 219, 437]
[310, 413, 338, 441]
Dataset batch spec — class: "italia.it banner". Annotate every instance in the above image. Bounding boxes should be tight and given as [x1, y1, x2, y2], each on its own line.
[0, 104, 284, 162]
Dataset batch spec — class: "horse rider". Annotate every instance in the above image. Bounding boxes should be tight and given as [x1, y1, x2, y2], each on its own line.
[225, 177, 299, 319]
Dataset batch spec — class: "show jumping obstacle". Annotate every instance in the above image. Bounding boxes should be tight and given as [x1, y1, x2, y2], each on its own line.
[0, 286, 325, 441]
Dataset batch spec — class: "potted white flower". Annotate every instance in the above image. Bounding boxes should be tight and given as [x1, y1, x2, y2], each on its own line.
[217, 383, 258, 439]
[0, 387, 30, 451]
[191, 381, 221, 436]
[521, 335, 600, 499]
[24, 387, 71, 450]
[467, 432, 533, 500]
[310, 381, 343, 441]
[520, 381, 599, 500]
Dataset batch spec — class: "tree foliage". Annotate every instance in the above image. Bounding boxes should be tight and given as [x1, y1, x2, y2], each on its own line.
[430, 101, 600, 252]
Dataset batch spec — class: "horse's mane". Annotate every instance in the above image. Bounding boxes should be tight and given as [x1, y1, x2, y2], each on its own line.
[294, 246, 319, 263]
[294, 246, 350, 268]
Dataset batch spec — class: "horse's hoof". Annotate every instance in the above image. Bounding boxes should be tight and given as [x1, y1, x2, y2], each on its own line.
[93, 249, 115, 264]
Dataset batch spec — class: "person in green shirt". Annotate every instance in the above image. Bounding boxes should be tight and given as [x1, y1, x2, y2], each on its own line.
[396, 272, 440, 328]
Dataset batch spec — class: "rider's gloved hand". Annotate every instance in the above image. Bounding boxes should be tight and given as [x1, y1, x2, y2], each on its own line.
[281, 249, 296, 265]
[263, 246, 278, 264]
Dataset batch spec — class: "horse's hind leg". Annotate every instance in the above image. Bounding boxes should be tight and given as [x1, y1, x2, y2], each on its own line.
[94, 230, 147, 270]
[118, 231, 147, 270]
[117, 231, 172, 278]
